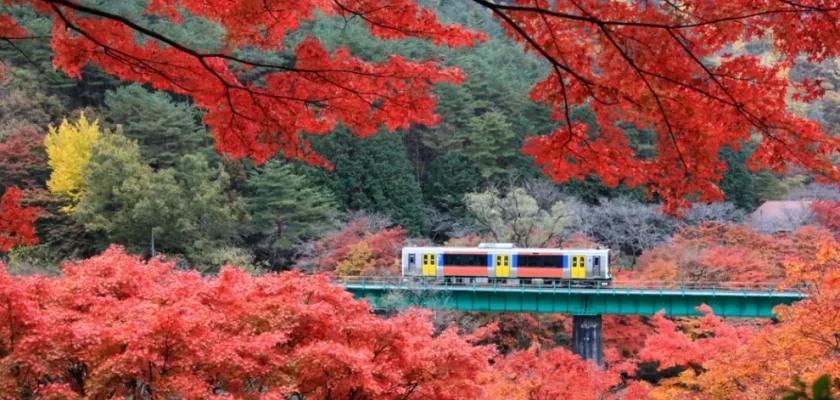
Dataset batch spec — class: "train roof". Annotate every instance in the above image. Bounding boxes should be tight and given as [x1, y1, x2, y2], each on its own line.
[402, 245, 609, 253]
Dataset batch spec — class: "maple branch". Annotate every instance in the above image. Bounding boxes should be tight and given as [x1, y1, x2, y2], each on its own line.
[596, 23, 690, 175]
[0, 37, 48, 77]
[331, 0, 442, 39]
[42, 0, 438, 81]
[533, 1, 586, 158]
[471, 0, 620, 111]
[468, 0, 840, 30]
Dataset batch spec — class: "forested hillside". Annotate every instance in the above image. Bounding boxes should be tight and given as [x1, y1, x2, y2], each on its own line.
[2, 0, 840, 398]
[2, 0, 832, 273]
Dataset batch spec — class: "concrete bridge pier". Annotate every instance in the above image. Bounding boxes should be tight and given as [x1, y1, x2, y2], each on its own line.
[572, 314, 603, 365]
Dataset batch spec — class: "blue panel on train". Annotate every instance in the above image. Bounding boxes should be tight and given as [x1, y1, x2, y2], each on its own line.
[437, 254, 443, 266]
[486, 254, 493, 267]
[512, 254, 518, 268]
[562, 255, 569, 269]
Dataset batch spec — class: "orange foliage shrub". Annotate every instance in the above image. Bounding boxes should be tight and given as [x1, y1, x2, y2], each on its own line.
[812, 199, 840, 234]
[635, 223, 837, 285]
[481, 348, 621, 399]
[305, 216, 406, 276]
[644, 242, 840, 398]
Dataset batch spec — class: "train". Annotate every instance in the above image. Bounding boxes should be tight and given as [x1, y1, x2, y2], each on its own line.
[401, 243, 611, 286]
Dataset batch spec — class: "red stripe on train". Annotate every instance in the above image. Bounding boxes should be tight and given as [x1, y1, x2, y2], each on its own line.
[516, 268, 565, 278]
[442, 267, 488, 276]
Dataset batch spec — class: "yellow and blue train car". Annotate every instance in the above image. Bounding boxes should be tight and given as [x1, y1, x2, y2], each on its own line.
[401, 243, 611, 285]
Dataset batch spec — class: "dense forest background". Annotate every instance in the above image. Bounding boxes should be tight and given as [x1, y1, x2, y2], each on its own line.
[1, 0, 838, 275]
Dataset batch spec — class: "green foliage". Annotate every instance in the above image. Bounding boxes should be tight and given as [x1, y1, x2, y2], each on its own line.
[243, 160, 337, 267]
[75, 133, 243, 263]
[1, 244, 62, 276]
[783, 375, 835, 400]
[74, 133, 152, 238]
[422, 152, 485, 218]
[305, 2, 553, 183]
[310, 128, 427, 235]
[719, 146, 758, 210]
[192, 246, 262, 275]
[103, 84, 212, 169]
[0, 4, 121, 108]
[459, 111, 518, 179]
[0, 70, 65, 138]
[755, 171, 807, 202]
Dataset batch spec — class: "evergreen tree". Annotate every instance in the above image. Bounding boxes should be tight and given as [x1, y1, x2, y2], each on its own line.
[243, 160, 338, 268]
[422, 152, 485, 218]
[719, 146, 759, 210]
[459, 111, 518, 179]
[103, 84, 211, 169]
[74, 133, 154, 248]
[310, 128, 427, 235]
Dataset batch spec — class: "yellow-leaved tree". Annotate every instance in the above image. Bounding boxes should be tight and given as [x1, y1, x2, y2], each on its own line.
[335, 242, 375, 277]
[45, 112, 100, 203]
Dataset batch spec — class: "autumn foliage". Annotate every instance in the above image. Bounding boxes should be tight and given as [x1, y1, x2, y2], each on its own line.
[632, 223, 837, 285]
[7, 0, 484, 169]
[813, 199, 840, 234]
[0, 187, 40, 252]
[0, 246, 492, 399]
[306, 216, 406, 276]
[481, 347, 621, 400]
[0, 1, 836, 211]
[0, 129, 48, 190]
[44, 113, 100, 202]
[3, 0, 840, 397]
[637, 243, 840, 399]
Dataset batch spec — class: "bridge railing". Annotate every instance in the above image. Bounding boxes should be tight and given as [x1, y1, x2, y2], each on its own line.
[334, 276, 806, 294]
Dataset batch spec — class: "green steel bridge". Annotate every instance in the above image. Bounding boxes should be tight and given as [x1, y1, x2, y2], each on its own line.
[337, 277, 808, 365]
[338, 278, 806, 318]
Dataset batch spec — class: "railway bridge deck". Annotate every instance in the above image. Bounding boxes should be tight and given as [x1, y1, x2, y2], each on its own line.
[337, 278, 808, 364]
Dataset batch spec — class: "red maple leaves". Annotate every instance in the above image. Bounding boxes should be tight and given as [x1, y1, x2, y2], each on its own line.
[812, 199, 840, 234]
[483, 0, 840, 212]
[0, 246, 493, 398]
[23, 0, 485, 167]
[0, 187, 40, 252]
[2, 1, 835, 209]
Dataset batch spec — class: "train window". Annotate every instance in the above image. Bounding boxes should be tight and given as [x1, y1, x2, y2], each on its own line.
[423, 254, 428, 264]
[518, 255, 564, 268]
[593, 256, 601, 276]
[409, 254, 416, 268]
[442, 254, 486, 266]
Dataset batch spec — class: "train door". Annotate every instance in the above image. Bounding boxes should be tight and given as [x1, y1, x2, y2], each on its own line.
[422, 254, 437, 276]
[495, 254, 511, 278]
[406, 253, 418, 275]
[593, 255, 601, 278]
[571, 255, 586, 279]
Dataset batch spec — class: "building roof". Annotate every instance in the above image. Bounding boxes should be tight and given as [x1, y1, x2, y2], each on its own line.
[750, 201, 811, 220]
[749, 200, 813, 233]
